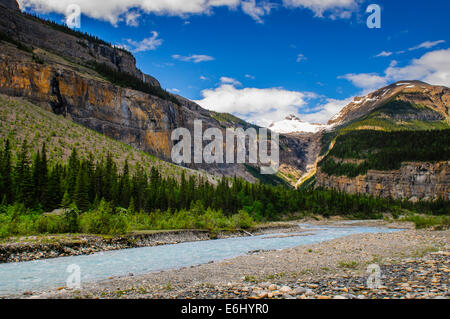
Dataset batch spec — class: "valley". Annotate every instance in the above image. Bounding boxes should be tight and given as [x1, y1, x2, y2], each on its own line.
[0, 0, 448, 301]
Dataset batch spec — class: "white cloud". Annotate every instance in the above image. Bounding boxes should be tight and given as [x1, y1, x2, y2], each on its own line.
[194, 83, 315, 126]
[296, 53, 307, 62]
[385, 49, 450, 87]
[408, 40, 445, 51]
[245, 74, 255, 79]
[241, 0, 275, 23]
[169, 88, 180, 93]
[220, 77, 242, 86]
[18, 0, 241, 25]
[375, 51, 392, 58]
[172, 54, 215, 63]
[301, 97, 354, 124]
[125, 31, 163, 52]
[200, 75, 208, 80]
[341, 48, 450, 90]
[125, 11, 141, 26]
[338, 73, 387, 91]
[194, 81, 352, 125]
[18, 0, 363, 25]
[282, 0, 359, 18]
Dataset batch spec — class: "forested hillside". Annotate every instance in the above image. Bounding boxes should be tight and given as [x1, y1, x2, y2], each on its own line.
[319, 129, 450, 178]
[1, 132, 448, 238]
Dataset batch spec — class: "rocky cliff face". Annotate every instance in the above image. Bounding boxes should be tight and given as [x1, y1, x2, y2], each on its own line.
[0, 0, 19, 11]
[316, 162, 449, 201]
[0, 1, 160, 87]
[0, 44, 180, 160]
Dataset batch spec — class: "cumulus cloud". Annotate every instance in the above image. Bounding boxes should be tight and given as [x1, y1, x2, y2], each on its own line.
[18, 0, 241, 25]
[124, 31, 163, 52]
[172, 54, 215, 63]
[385, 49, 450, 86]
[341, 49, 450, 90]
[338, 73, 387, 91]
[18, 0, 364, 25]
[301, 97, 354, 124]
[282, 0, 360, 18]
[194, 83, 316, 126]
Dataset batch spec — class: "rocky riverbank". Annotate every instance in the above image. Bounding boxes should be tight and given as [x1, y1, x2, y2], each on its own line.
[20, 221, 449, 299]
[0, 222, 299, 263]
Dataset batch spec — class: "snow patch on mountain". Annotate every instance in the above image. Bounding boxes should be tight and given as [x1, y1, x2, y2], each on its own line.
[269, 115, 326, 134]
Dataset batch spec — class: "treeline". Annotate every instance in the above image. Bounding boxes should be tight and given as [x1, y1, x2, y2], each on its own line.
[320, 129, 450, 177]
[0, 139, 448, 237]
[22, 12, 130, 54]
[88, 62, 180, 105]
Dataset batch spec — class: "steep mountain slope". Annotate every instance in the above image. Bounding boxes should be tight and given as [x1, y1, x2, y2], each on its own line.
[314, 81, 450, 201]
[0, 0, 310, 185]
[328, 81, 449, 127]
[0, 94, 216, 182]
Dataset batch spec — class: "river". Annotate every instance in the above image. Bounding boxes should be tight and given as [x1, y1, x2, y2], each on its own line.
[0, 223, 403, 296]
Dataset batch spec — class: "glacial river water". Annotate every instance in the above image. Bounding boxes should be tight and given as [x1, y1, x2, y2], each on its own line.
[0, 224, 403, 296]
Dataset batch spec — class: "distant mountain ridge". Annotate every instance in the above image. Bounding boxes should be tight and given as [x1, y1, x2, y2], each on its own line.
[312, 81, 450, 201]
[328, 80, 450, 127]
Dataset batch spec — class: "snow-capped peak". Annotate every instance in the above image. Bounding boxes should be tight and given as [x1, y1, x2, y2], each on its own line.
[269, 115, 326, 134]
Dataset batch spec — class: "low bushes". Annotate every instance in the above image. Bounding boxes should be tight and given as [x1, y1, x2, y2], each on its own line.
[0, 200, 255, 238]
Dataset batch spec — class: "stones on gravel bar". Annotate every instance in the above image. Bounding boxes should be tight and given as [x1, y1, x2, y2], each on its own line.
[293, 287, 307, 295]
[268, 284, 278, 291]
[279, 286, 292, 293]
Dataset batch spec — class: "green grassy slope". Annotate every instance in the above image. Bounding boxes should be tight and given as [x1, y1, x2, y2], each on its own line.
[0, 94, 215, 181]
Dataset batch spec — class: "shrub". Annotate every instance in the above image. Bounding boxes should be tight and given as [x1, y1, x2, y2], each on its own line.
[79, 200, 129, 235]
[232, 210, 254, 229]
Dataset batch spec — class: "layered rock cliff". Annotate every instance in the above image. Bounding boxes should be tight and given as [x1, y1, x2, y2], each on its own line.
[0, 0, 160, 87]
[316, 162, 449, 201]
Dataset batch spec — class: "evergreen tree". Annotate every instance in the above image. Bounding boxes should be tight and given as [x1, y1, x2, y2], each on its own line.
[0, 140, 12, 203]
[15, 140, 34, 208]
[73, 165, 90, 212]
[67, 149, 79, 199]
[61, 191, 71, 209]
[46, 165, 62, 211]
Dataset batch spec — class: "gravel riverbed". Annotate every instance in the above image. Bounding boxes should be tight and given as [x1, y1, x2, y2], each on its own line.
[21, 220, 449, 300]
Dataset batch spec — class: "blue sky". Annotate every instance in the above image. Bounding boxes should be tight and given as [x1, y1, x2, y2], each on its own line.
[18, 0, 450, 125]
